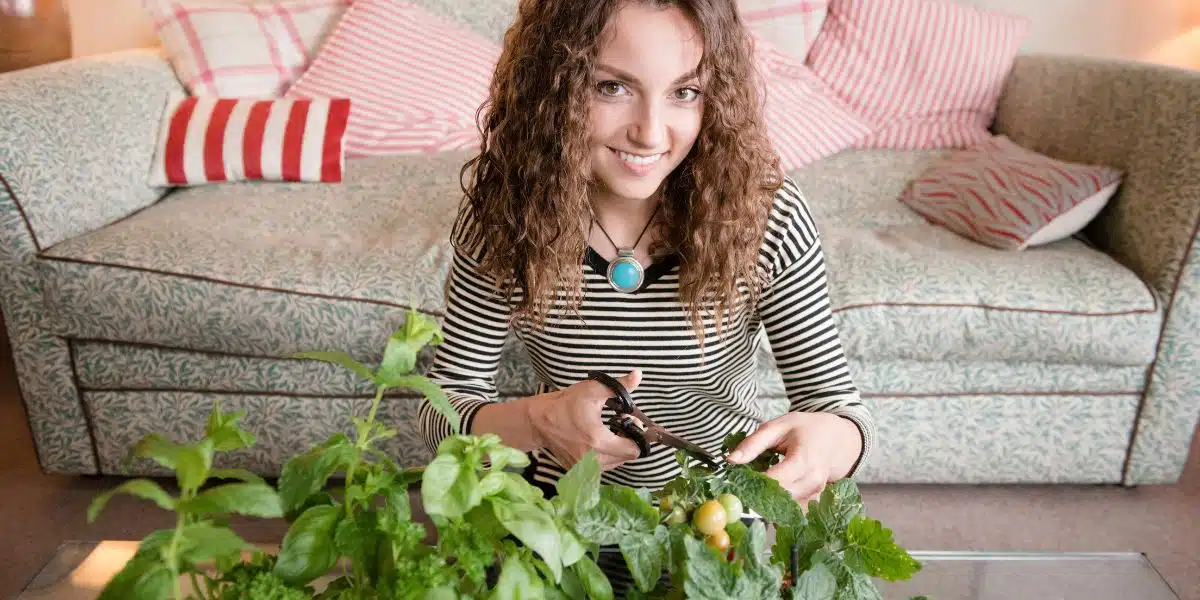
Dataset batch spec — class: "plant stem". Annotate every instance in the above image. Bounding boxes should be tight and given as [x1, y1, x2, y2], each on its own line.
[188, 571, 204, 600]
[343, 387, 386, 521]
[169, 511, 186, 600]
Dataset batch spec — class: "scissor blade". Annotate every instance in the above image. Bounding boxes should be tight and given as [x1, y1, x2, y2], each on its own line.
[650, 428, 722, 470]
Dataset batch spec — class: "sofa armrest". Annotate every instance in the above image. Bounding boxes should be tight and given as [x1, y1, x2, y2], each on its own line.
[0, 48, 182, 252]
[993, 54, 1200, 484]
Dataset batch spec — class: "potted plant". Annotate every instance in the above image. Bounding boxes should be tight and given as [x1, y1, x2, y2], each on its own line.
[87, 309, 926, 599]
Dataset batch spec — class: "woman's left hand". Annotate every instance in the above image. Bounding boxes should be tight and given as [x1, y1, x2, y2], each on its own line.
[725, 412, 863, 505]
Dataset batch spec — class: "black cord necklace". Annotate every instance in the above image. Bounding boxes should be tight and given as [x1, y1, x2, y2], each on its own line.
[591, 203, 661, 293]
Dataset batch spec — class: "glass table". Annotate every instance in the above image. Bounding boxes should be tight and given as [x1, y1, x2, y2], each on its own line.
[16, 542, 1182, 599]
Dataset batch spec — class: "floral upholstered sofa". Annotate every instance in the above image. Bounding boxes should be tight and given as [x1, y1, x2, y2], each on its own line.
[1, 3, 1198, 486]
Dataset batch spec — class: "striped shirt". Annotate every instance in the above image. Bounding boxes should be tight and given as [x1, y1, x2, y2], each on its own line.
[417, 178, 876, 493]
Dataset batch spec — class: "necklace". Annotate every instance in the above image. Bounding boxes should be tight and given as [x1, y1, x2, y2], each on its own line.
[591, 203, 661, 293]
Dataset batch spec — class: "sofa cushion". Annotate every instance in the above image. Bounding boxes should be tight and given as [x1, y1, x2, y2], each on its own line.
[38, 153, 471, 361]
[794, 149, 1163, 366]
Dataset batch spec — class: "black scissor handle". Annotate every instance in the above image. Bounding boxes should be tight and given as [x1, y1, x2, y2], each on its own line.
[587, 371, 649, 459]
[586, 371, 635, 414]
[609, 415, 651, 459]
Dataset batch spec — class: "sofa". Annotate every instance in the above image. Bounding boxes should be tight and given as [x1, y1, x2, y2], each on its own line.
[1, 44, 1198, 486]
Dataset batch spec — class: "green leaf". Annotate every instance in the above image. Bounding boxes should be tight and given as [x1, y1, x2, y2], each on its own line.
[808, 479, 864, 541]
[274, 504, 343, 585]
[176, 440, 215, 492]
[488, 445, 531, 472]
[288, 350, 377, 382]
[716, 467, 805, 529]
[493, 498, 563, 582]
[386, 374, 459, 434]
[834, 571, 883, 600]
[681, 535, 736, 600]
[205, 407, 257, 452]
[127, 434, 181, 470]
[555, 452, 601, 517]
[334, 512, 380, 580]
[279, 435, 354, 516]
[377, 315, 433, 384]
[96, 552, 169, 600]
[558, 525, 588, 568]
[574, 486, 659, 546]
[843, 516, 922, 581]
[790, 561, 837, 600]
[421, 453, 483, 519]
[557, 567, 588, 600]
[489, 554, 544, 600]
[618, 530, 667, 593]
[88, 479, 176, 523]
[208, 468, 266, 486]
[386, 482, 412, 522]
[182, 482, 284, 518]
[176, 522, 251, 565]
[571, 555, 613, 600]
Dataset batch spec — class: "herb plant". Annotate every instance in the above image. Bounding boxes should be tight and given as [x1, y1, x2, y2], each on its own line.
[87, 308, 926, 599]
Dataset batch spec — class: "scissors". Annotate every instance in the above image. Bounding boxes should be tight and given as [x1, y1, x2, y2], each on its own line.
[587, 371, 722, 470]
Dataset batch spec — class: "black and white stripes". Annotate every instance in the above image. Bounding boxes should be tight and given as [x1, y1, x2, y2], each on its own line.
[417, 178, 875, 492]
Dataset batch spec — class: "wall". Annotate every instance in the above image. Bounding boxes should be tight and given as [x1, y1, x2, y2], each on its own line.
[60, 0, 1200, 64]
[0, 0, 70, 73]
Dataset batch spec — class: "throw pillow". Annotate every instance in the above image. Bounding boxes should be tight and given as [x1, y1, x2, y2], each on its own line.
[900, 135, 1123, 251]
[149, 94, 351, 186]
[739, 0, 828, 63]
[806, 0, 1030, 150]
[144, 0, 352, 97]
[752, 37, 874, 171]
[285, 0, 499, 157]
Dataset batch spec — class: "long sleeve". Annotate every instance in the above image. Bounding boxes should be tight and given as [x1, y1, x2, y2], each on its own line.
[756, 180, 876, 477]
[417, 221, 513, 453]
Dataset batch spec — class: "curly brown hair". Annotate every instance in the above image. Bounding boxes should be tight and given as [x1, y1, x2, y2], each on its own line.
[455, 0, 783, 340]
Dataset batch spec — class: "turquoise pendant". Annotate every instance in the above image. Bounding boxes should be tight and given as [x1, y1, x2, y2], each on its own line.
[607, 250, 645, 293]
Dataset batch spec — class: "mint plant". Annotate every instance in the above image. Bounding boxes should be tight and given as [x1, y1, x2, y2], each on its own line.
[86, 307, 927, 599]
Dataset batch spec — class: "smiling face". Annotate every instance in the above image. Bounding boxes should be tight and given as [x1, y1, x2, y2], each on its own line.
[587, 2, 705, 206]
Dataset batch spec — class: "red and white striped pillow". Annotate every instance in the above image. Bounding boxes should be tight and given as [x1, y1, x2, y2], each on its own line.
[739, 0, 828, 63]
[285, 0, 500, 157]
[806, 0, 1030, 150]
[144, 0, 352, 98]
[149, 95, 351, 186]
[753, 38, 873, 171]
[901, 135, 1123, 251]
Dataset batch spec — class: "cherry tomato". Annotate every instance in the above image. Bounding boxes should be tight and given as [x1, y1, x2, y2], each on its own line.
[718, 493, 743, 522]
[666, 506, 688, 525]
[692, 500, 727, 536]
[705, 529, 731, 551]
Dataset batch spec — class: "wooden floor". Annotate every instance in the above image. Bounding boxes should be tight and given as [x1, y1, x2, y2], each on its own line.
[0, 318, 1196, 598]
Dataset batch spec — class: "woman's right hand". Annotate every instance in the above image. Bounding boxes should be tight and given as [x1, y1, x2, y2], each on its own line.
[527, 369, 645, 471]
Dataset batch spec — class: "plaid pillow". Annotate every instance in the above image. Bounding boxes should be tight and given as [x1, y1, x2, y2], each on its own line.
[901, 135, 1123, 250]
[739, 0, 828, 62]
[144, 0, 352, 98]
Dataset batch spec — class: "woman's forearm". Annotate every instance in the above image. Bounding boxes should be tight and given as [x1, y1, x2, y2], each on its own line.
[470, 396, 544, 452]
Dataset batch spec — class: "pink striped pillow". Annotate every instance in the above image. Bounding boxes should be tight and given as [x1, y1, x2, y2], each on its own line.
[145, 0, 353, 98]
[284, 0, 500, 157]
[149, 95, 351, 186]
[753, 37, 873, 171]
[739, 0, 829, 62]
[806, 0, 1030, 150]
[901, 135, 1123, 250]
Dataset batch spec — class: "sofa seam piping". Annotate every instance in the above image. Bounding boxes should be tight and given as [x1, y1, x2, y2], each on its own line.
[0, 172, 43, 252]
[66, 340, 103, 474]
[37, 255, 441, 315]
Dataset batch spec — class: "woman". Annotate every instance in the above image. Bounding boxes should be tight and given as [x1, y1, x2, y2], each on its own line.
[418, 0, 872, 528]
